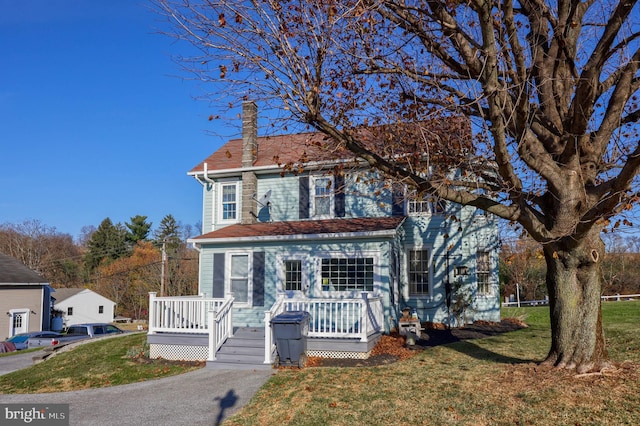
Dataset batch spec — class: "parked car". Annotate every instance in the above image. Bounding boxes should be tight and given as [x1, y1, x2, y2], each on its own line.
[3, 331, 64, 350]
[30, 323, 126, 348]
[65, 323, 124, 337]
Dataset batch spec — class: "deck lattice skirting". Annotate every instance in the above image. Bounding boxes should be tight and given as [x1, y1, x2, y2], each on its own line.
[307, 349, 371, 359]
[148, 344, 372, 362]
[149, 343, 209, 361]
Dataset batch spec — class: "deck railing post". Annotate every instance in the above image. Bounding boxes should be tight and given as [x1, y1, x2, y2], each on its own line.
[208, 309, 216, 362]
[228, 301, 234, 338]
[148, 292, 157, 334]
[264, 310, 272, 364]
[360, 292, 369, 342]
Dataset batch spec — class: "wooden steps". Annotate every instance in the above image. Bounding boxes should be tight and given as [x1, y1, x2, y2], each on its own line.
[206, 327, 274, 370]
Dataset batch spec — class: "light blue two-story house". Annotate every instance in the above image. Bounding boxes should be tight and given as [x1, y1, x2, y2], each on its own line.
[147, 102, 500, 368]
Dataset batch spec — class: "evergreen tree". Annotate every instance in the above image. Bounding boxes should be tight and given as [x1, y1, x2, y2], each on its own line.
[154, 214, 182, 250]
[126, 215, 152, 244]
[84, 218, 130, 272]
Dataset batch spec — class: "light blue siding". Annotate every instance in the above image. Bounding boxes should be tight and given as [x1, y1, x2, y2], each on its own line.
[197, 237, 397, 329]
[344, 173, 392, 218]
[255, 174, 300, 221]
[202, 183, 214, 233]
[398, 206, 500, 325]
[198, 250, 214, 298]
[194, 166, 501, 330]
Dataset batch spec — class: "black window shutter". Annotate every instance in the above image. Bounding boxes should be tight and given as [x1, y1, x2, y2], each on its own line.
[299, 176, 310, 219]
[334, 174, 345, 217]
[253, 252, 265, 307]
[212, 253, 225, 298]
[392, 185, 405, 216]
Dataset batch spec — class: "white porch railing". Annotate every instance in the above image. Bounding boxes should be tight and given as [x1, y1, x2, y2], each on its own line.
[148, 292, 229, 334]
[208, 296, 234, 362]
[263, 292, 384, 364]
[264, 296, 285, 365]
[148, 292, 384, 365]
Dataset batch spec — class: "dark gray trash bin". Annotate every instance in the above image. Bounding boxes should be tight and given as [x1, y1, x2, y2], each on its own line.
[271, 310, 311, 367]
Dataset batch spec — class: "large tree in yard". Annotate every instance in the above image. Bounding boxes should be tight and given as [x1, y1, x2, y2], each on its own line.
[155, 0, 640, 372]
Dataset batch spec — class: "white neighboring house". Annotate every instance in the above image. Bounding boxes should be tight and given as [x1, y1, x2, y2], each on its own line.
[53, 288, 115, 327]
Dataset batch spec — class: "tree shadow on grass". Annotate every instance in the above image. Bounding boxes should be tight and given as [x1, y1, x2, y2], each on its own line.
[415, 323, 538, 365]
[444, 339, 534, 364]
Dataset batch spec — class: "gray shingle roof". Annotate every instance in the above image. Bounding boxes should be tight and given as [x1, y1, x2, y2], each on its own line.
[51, 288, 86, 302]
[0, 252, 48, 285]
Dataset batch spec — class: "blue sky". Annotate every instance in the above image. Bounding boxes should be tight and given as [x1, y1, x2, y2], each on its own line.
[0, 1, 232, 240]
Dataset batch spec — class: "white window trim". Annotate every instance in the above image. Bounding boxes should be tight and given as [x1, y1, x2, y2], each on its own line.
[276, 253, 309, 298]
[476, 250, 493, 297]
[405, 246, 434, 299]
[406, 187, 446, 216]
[217, 180, 241, 224]
[314, 251, 381, 298]
[310, 175, 334, 219]
[225, 250, 253, 307]
[8, 308, 30, 338]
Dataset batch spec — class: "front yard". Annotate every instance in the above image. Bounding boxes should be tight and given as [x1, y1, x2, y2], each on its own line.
[224, 301, 640, 425]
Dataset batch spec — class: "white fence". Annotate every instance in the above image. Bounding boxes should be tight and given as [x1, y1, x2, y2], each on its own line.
[502, 293, 640, 307]
[601, 293, 640, 301]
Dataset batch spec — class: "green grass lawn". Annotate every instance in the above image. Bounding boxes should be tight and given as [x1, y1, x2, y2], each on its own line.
[225, 301, 640, 426]
[1, 302, 638, 425]
[0, 333, 203, 394]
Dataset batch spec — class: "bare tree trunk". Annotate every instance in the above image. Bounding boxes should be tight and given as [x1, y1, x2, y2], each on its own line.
[542, 228, 609, 373]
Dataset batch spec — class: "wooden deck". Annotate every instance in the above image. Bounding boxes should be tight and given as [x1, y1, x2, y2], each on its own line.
[147, 293, 385, 365]
[147, 327, 382, 365]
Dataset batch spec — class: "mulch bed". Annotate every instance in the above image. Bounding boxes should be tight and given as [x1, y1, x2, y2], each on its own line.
[306, 318, 528, 368]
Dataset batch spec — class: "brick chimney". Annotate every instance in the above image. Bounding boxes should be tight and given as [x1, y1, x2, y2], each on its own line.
[241, 101, 258, 224]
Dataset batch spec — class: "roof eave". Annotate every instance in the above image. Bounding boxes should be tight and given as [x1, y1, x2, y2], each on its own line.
[188, 158, 368, 179]
[189, 228, 400, 245]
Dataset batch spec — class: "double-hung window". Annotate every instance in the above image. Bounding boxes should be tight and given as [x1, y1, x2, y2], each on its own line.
[408, 248, 431, 296]
[219, 182, 240, 222]
[311, 176, 333, 218]
[476, 251, 491, 295]
[228, 253, 251, 305]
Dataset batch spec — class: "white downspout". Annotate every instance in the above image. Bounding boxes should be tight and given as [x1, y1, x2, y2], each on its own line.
[195, 163, 216, 233]
[202, 162, 216, 185]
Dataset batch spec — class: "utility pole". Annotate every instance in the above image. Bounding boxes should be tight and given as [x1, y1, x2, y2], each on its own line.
[160, 240, 167, 297]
